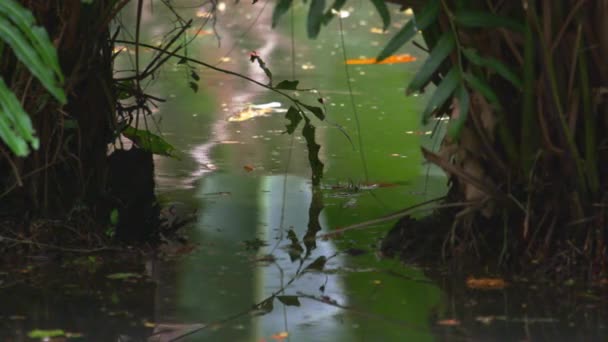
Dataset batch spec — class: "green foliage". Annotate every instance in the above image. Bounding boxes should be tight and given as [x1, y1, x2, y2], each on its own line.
[407, 32, 455, 95]
[376, 0, 440, 61]
[0, 0, 66, 156]
[122, 126, 179, 159]
[369, 0, 390, 31]
[307, 0, 326, 38]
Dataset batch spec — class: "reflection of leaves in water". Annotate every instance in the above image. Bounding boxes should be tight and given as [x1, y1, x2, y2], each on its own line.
[303, 188, 323, 254]
[302, 120, 324, 186]
[284, 106, 302, 134]
[253, 297, 274, 316]
[243, 238, 267, 251]
[287, 229, 304, 262]
[277, 295, 301, 307]
[304, 256, 327, 272]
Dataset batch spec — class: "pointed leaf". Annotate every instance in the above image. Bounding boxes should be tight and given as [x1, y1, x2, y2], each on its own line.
[190, 71, 200, 81]
[300, 103, 325, 120]
[370, 0, 390, 31]
[454, 10, 524, 33]
[277, 295, 301, 307]
[272, 0, 293, 28]
[463, 73, 501, 107]
[407, 32, 455, 94]
[307, 0, 326, 38]
[421, 68, 460, 123]
[377, 0, 440, 61]
[284, 106, 302, 134]
[275, 80, 299, 90]
[462, 48, 522, 88]
[122, 126, 179, 159]
[0, 77, 37, 156]
[448, 85, 470, 139]
[0, 16, 65, 104]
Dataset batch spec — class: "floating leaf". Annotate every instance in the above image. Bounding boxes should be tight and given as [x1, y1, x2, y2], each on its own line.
[304, 255, 327, 272]
[407, 32, 455, 94]
[369, 0, 390, 31]
[462, 48, 522, 88]
[272, 0, 293, 28]
[277, 295, 301, 306]
[106, 272, 140, 280]
[28, 329, 65, 338]
[454, 10, 524, 33]
[284, 106, 302, 134]
[122, 126, 178, 159]
[376, 0, 440, 61]
[447, 85, 470, 139]
[466, 277, 507, 290]
[421, 68, 460, 123]
[275, 80, 299, 90]
[302, 120, 324, 186]
[307, 0, 326, 39]
[244, 164, 255, 172]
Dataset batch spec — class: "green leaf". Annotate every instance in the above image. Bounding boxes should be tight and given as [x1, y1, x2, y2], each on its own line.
[106, 272, 140, 280]
[277, 295, 301, 306]
[272, 0, 293, 28]
[302, 120, 324, 186]
[463, 73, 501, 107]
[304, 255, 327, 272]
[421, 68, 460, 123]
[190, 71, 200, 81]
[275, 80, 299, 90]
[376, 0, 440, 61]
[110, 208, 119, 225]
[300, 102, 325, 120]
[122, 126, 179, 159]
[0, 1, 66, 103]
[0, 77, 38, 156]
[307, 0, 326, 39]
[454, 10, 525, 33]
[28, 330, 65, 338]
[370, 0, 390, 31]
[447, 85, 470, 139]
[284, 106, 302, 134]
[407, 32, 455, 94]
[462, 48, 523, 88]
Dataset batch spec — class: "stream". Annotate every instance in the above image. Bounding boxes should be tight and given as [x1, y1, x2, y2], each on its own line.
[1, 1, 607, 341]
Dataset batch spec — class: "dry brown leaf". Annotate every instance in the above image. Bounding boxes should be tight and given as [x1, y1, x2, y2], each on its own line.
[437, 318, 461, 326]
[466, 277, 508, 290]
[244, 165, 255, 172]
